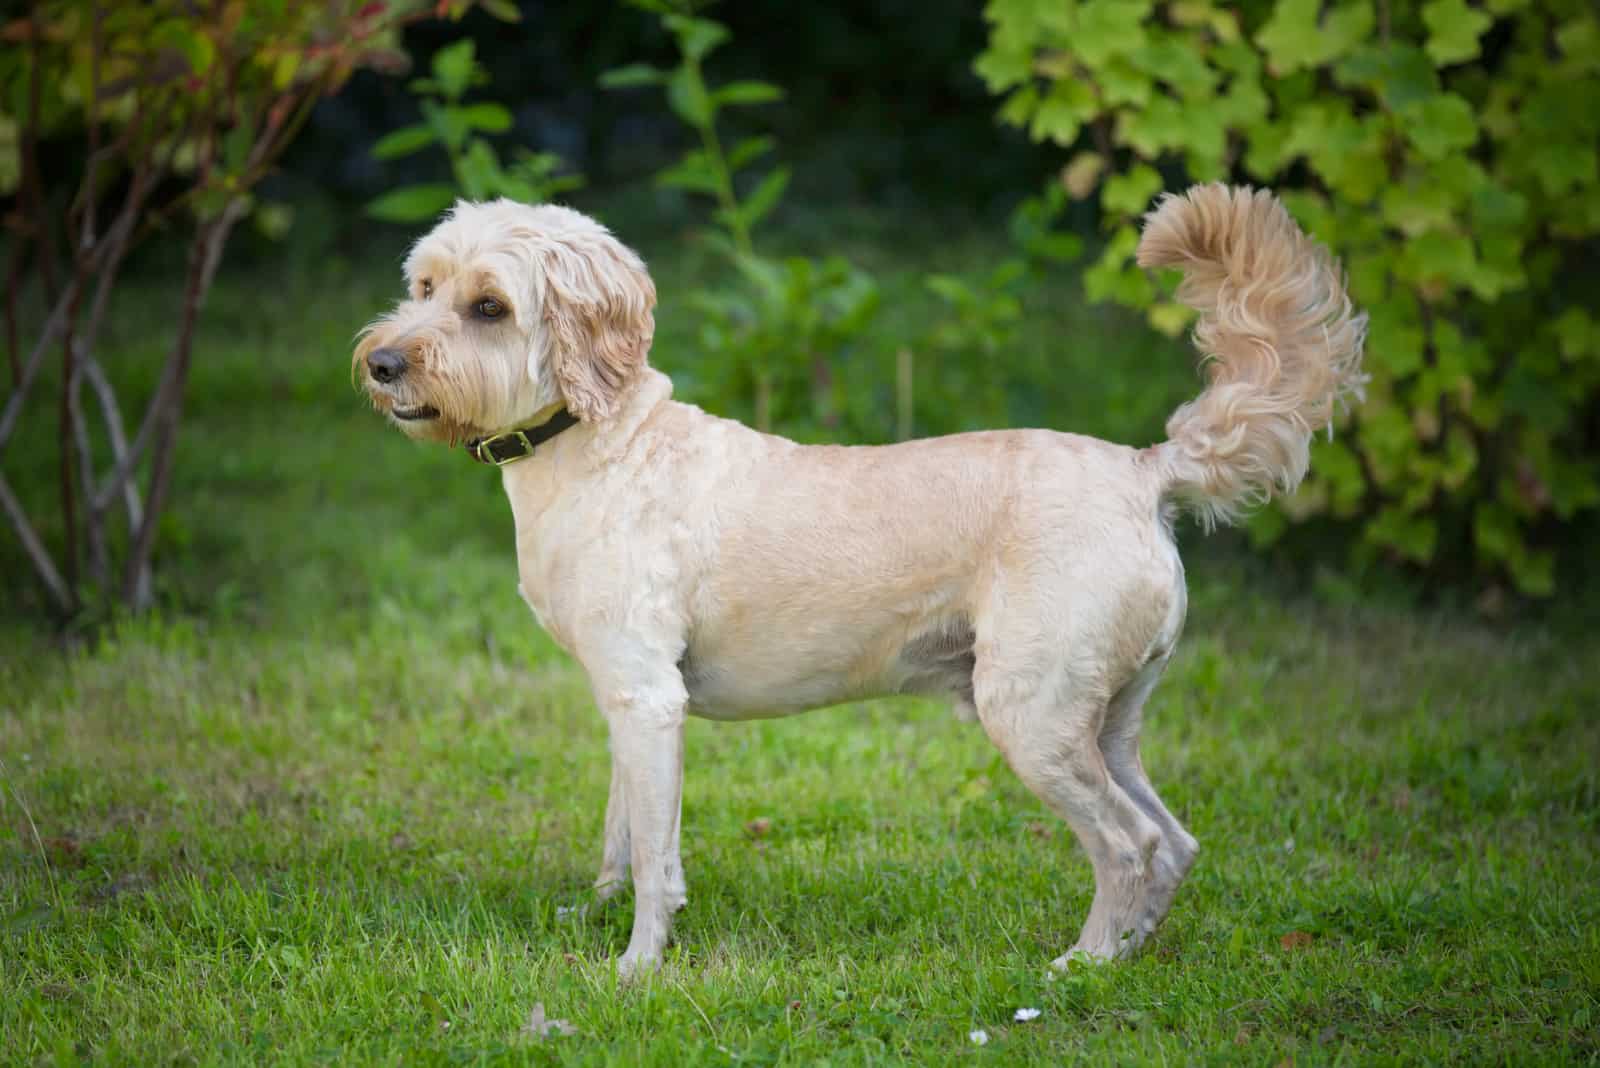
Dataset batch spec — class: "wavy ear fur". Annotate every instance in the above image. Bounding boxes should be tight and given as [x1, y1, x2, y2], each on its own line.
[539, 229, 656, 422]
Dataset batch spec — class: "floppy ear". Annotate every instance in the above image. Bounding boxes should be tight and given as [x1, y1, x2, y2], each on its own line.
[538, 232, 656, 422]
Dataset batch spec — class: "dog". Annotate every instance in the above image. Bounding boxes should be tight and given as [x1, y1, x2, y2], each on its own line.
[354, 184, 1366, 976]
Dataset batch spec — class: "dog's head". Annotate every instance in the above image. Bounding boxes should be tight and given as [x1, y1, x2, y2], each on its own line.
[353, 199, 656, 443]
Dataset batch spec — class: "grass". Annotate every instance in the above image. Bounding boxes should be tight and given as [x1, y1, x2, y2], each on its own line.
[3, 206, 1599, 1064]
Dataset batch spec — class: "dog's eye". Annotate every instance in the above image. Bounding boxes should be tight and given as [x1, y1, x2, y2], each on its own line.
[420, 280, 433, 299]
[476, 298, 505, 320]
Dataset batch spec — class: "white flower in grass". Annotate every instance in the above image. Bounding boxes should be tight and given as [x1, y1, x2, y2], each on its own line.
[968, 1029, 990, 1045]
[1014, 1007, 1042, 1022]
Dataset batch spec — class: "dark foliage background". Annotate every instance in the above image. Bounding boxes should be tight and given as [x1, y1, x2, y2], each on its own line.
[276, 1, 1055, 223]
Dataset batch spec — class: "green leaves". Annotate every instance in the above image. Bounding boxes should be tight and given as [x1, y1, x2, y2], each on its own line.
[427, 40, 481, 102]
[1400, 93, 1478, 159]
[365, 184, 457, 223]
[368, 34, 582, 220]
[1258, 0, 1374, 75]
[666, 65, 714, 126]
[715, 81, 784, 107]
[727, 136, 776, 171]
[655, 151, 722, 196]
[500, 151, 585, 205]
[980, 0, 1600, 595]
[1422, 0, 1494, 65]
[1115, 95, 1188, 156]
[733, 166, 791, 233]
[1335, 43, 1440, 109]
[600, 64, 666, 89]
[1083, 225, 1153, 307]
[371, 124, 435, 161]
[662, 14, 730, 61]
[457, 103, 513, 133]
[1072, 0, 1152, 67]
[1381, 178, 1458, 238]
[1007, 179, 1084, 264]
[1101, 163, 1161, 216]
[598, 2, 876, 435]
[1028, 80, 1097, 145]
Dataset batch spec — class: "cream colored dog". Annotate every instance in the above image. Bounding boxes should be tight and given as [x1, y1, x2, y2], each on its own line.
[354, 185, 1365, 976]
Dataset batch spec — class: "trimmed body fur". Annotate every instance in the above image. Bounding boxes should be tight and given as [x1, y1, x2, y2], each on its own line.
[354, 185, 1366, 976]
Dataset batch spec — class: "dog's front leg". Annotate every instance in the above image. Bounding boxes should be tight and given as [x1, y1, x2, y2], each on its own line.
[594, 670, 687, 978]
[593, 748, 630, 903]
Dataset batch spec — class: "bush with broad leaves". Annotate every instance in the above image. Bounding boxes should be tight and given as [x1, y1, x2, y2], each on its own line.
[976, 0, 1600, 596]
[0, 0, 491, 620]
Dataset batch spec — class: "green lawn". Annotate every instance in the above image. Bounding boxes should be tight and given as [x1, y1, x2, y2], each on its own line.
[2, 213, 1598, 1064]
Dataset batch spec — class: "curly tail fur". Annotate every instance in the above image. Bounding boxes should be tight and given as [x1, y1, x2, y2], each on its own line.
[1139, 184, 1367, 529]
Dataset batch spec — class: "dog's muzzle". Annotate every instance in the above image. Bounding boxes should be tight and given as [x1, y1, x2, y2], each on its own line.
[367, 347, 407, 384]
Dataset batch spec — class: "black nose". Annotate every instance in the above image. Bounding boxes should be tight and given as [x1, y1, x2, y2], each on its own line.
[367, 347, 407, 384]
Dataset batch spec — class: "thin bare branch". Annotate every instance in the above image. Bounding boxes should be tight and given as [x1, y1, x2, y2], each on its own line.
[56, 4, 106, 592]
[122, 199, 247, 607]
[79, 358, 142, 532]
[0, 475, 75, 615]
[57, 276, 85, 591]
[0, 281, 82, 452]
[67, 370, 108, 582]
[0, 157, 148, 458]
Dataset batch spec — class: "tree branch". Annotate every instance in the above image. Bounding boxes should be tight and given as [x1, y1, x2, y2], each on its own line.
[78, 358, 143, 533]
[0, 475, 75, 615]
[0, 157, 148, 458]
[68, 369, 108, 582]
[0, 281, 82, 452]
[121, 199, 246, 607]
[57, 273, 85, 592]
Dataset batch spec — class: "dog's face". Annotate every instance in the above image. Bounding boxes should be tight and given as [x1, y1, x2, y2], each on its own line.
[354, 200, 656, 443]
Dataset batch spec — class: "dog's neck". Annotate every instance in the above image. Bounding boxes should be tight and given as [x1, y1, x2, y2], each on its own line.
[463, 406, 578, 466]
[495, 367, 674, 501]
[594, 367, 674, 456]
[495, 369, 674, 552]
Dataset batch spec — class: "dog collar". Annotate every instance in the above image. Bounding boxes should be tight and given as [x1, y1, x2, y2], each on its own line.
[464, 409, 579, 466]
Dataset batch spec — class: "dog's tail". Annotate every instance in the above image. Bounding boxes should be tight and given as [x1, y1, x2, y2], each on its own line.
[1138, 184, 1366, 529]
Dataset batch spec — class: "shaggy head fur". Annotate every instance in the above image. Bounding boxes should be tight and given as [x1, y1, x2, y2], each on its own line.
[353, 199, 656, 443]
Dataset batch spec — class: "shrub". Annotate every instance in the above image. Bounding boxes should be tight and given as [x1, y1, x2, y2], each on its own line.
[601, 2, 883, 436]
[0, 0, 491, 618]
[601, 2, 1091, 441]
[976, 0, 1600, 594]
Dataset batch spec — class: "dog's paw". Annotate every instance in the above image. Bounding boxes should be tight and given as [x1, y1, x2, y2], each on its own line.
[592, 876, 629, 907]
[616, 948, 662, 982]
[1050, 945, 1117, 972]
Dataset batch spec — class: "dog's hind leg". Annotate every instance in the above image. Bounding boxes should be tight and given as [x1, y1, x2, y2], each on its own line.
[1098, 654, 1198, 948]
[973, 653, 1164, 965]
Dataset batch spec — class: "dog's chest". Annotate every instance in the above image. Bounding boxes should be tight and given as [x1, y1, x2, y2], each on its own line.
[504, 469, 697, 659]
